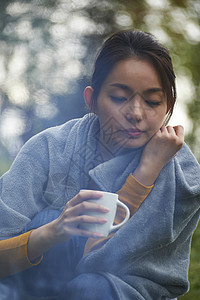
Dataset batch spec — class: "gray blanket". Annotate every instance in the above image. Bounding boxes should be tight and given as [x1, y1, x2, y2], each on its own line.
[0, 113, 199, 299]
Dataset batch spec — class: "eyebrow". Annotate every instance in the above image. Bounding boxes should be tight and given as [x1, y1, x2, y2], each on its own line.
[109, 83, 132, 93]
[109, 83, 164, 94]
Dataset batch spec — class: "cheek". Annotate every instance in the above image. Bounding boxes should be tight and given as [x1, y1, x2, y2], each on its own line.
[154, 105, 167, 121]
[97, 100, 118, 119]
[147, 113, 165, 131]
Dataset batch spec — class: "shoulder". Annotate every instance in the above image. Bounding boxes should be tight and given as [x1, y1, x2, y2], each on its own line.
[34, 117, 80, 141]
[31, 113, 96, 143]
[175, 143, 199, 170]
[20, 115, 87, 151]
[174, 142, 200, 196]
[16, 113, 97, 157]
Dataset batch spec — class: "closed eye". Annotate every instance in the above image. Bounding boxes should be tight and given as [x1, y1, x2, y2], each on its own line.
[145, 100, 161, 107]
[110, 96, 127, 103]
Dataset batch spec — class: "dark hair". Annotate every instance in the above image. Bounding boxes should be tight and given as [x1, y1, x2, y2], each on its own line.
[91, 30, 176, 123]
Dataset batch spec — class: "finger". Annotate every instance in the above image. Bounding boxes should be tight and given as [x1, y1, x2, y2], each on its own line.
[69, 201, 109, 216]
[166, 126, 176, 135]
[64, 214, 108, 227]
[80, 230, 104, 238]
[67, 190, 104, 207]
[62, 215, 107, 238]
[70, 227, 104, 238]
[76, 215, 108, 225]
[173, 125, 184, 138]
[159, 125, 167, 133]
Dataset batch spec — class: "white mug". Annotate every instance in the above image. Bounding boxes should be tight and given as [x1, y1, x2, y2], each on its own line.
[79, 190, 130, 237]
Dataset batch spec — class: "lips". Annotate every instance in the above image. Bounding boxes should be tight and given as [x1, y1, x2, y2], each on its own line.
[123, 128, 143, 137]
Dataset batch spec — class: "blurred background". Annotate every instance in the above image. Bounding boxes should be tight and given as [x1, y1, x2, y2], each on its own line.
[0, 0, 199, 298]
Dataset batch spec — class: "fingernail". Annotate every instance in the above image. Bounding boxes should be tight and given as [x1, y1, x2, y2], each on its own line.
[96, 192, 104, 196]
[100, 218, 107, 223]
[95, 233, 104, 237]
[103, 207, 110, 212]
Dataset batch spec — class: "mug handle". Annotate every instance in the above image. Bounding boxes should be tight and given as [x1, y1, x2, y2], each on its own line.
[110, 200, 130, 233]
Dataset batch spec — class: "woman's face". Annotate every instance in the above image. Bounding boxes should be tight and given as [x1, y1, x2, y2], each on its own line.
[89, 58, 168, 154]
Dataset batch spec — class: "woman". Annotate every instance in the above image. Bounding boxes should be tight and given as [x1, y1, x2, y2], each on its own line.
[0, 30, 199, 299]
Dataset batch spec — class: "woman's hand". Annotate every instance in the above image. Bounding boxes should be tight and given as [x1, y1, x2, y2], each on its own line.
[51, 190, 109, 243]
[141, 125, 184, 168]
[28, 190, 109, 262]
[133, 125, 184, 186]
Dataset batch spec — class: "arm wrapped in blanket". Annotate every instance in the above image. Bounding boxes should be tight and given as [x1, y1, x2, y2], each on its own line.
[72, 216, 198, 300]
[73, 145, 200, 299]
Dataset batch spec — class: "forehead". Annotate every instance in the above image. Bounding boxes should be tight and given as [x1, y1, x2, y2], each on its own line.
[103, 58, 162, 91]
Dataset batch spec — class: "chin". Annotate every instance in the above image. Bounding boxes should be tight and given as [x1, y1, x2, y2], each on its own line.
[111, 138, 146, 154]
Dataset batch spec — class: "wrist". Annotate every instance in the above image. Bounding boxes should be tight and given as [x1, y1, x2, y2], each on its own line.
[27, 222, 59, 263]
[133, 161, 163, 186]
[40, 220, 66, 246]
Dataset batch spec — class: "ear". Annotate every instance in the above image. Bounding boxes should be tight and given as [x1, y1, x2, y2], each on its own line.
[84, 86, 94, 111]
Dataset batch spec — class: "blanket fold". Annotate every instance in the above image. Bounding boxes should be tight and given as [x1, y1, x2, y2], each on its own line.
[0, 113, 199, 299]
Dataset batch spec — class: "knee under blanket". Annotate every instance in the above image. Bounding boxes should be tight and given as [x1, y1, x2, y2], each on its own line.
[0, 113, 200, 299]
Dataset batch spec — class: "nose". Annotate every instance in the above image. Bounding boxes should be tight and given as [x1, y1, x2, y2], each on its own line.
[125, 96, 143, 122]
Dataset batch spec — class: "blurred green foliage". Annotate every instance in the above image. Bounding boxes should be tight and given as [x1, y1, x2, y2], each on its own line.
[0, 0, 199, 298]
